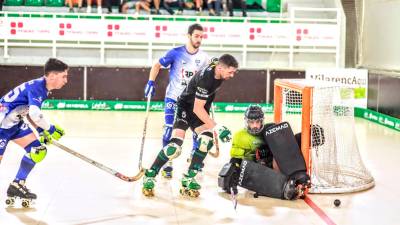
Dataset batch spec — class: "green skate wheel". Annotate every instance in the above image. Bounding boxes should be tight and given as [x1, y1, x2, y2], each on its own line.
[142, 188, 154, 197]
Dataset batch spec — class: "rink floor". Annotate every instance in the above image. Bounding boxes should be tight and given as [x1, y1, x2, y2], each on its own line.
[0, 110, 399, 225]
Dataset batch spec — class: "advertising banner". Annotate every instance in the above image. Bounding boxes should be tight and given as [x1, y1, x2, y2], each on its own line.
[306, 68, 368, 108]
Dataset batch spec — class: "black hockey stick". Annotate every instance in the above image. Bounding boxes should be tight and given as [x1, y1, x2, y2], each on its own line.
[52, 140, 144, 182]
[138, 91, 152, 170]
[209, 103, 220, 158]
[230, 187, 238, 210]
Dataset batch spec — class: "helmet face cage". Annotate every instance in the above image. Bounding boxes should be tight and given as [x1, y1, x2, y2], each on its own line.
[244, 105, 265, 135]
[245, 118, 264, 135]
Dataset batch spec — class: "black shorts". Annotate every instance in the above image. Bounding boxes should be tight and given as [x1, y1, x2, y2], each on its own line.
[173, 104, 207, 131]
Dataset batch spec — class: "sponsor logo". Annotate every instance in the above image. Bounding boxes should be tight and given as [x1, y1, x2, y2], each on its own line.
[182, 60, 187, 65]
[265, 123, 289, 136]
[0, 139, 7, 148]
[32, 97, 43, 103]
[20, 123, 29, 130]
[114, 103, 123, 110]
[238, 160, 248, 186]
[166, 102, 175, 109]
[197, 87, 206, 93]
[57, 102, 66, 109]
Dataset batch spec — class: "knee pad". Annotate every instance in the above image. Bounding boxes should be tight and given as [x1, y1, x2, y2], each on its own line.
[197, 131, 213, 153]
[162, 138, 183, 160]
[26, 140, 47, 163]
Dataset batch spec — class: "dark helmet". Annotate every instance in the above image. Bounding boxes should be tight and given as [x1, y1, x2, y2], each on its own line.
[244, 105, 264, 135]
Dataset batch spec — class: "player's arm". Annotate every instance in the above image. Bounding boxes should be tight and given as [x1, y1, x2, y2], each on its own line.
[193, 98, 216, 130]
[27, 91, 64, 143]
[145, 49, 175, 97]
[148, 61, 162, 82]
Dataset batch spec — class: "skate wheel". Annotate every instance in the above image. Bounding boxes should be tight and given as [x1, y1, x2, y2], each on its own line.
[188, 189, 200, 198]
[5, 198, 15, 206]
[21, 200, 30, 208]
[253, 193, 259, 198]
[142, 188, 154, 197]
[179, 188, 186, 196]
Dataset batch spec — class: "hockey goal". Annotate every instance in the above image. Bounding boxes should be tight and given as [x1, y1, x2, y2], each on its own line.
[274, 79, 374, 193]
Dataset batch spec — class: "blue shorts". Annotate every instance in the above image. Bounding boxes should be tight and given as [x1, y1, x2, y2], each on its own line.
[0, 121, 34, 155]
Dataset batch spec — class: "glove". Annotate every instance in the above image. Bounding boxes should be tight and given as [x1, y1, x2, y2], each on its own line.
[255, 148, 269, 161]
[39, 124, 65, 145]
[228, 158, 241, 195]
[214, 125, 232, 143]
[144, 80, 155, 98]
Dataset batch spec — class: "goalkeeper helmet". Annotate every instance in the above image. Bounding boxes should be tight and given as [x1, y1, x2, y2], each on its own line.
[244, 105, 264, 135]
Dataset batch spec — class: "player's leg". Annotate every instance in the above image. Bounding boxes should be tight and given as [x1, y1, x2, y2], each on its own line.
[180, 123, 213, 197]
[161, 98, 176, 178]
[7, 123, 45, 206]
[187, 131, 201, 169]
[219, 160, 300, 200]
[263, 122, 310, 192]
[143, 105, 189, 196]
[0, 129, 11, 166]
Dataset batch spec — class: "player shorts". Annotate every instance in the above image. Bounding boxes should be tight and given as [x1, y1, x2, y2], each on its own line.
[0, 121, 34, 155]
[173, 103, 207, 132]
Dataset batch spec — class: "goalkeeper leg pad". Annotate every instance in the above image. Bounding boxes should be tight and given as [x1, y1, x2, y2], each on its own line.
[238, 160, 289, 199]
[263, 122, 306, 176]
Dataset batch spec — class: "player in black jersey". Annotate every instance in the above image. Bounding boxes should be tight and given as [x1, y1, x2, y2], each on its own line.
[142, 54, 238, 197]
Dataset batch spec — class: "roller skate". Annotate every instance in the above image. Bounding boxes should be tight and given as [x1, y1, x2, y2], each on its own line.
[180, 169, 201, 198]
[5, 180, 37, 208]
[142, 169, 156, 197]
[282, 179, 298, 200]
[161, 161, 173, 179]
[290, 172, 311, 198]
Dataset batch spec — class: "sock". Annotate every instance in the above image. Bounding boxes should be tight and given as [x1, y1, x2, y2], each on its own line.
[14, 140, 41, 181]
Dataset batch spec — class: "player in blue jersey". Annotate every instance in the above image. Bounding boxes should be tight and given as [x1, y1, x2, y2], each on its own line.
[0, 58, 68, 207]
[144, 23, 209, 178]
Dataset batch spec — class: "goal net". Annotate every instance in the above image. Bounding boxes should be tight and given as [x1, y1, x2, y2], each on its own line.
[274, 79, 374, 193]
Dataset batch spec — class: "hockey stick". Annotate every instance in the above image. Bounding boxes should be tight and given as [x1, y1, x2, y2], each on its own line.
[138, 91, 152, 170]
[230, 187, 238, 210]
[209, 103, 220, 158]
[52, 140, 144, 182]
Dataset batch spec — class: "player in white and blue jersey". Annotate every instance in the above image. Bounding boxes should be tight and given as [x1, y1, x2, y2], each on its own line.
[0, 58, 67, 207]
[144, 23, 209, 178]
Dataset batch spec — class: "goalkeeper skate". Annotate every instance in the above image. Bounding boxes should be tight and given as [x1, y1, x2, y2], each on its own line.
[5, 180, 37, 208]
[142, 169, 156, 197]
[180, 169, 201, 198]
[290, 172, 311, 198]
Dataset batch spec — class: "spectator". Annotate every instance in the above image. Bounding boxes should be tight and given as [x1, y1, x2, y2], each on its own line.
[135, 0, 151, 15]
[194, 0, 203, 15]
[163, 0, 183, 15]
[87, 0, 103, 14]
[120, 0, 138, 13]
[66, 0, 83, 13]
[206, 0, 221, 16]
[227, 0, 247, 17]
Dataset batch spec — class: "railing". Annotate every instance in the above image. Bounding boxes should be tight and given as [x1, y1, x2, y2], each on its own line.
[0, 8, 343, 68]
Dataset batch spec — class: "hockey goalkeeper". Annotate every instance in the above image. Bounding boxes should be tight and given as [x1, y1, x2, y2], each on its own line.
[218, 105, 325, 200]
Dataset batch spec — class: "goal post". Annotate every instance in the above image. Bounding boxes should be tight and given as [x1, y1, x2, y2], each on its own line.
[274, 79, 374, 193]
